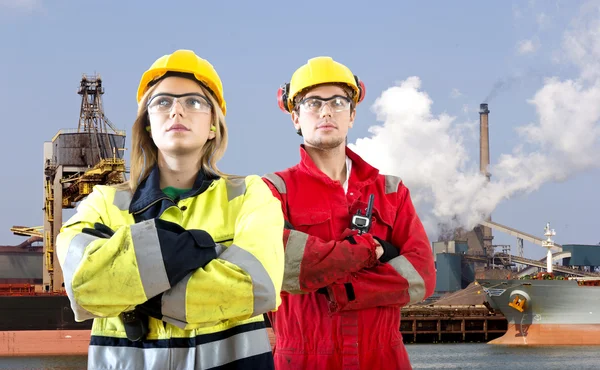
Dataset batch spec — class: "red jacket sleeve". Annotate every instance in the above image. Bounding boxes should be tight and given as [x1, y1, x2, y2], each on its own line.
[262, 176, 379, 294]
[326, 183, 436, 312]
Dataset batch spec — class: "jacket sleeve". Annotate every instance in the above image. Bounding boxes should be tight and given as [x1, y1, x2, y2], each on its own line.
[325, 183, 437, 312]
[262, 175, 379, 294]
[156, 175, 286, 330]
[56, 186, 218, 322]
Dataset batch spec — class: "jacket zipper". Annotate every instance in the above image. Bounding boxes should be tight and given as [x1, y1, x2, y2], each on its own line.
[215, 238, 233, 244]
[134, 197, 233, 244]
[132, 196, 173, 215]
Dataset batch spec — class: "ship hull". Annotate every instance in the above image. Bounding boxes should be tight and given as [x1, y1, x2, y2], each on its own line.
[478, 279, 600, 345]
[0, 295, 92, 356]
[490, 323, 600, 345]
[0, 329, 90, 356]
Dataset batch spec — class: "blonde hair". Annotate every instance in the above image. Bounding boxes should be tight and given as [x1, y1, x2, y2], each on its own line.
[117, 80, 229, 194]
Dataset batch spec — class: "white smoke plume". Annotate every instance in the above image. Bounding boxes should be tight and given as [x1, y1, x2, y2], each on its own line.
[350, 5, 600, 242]
[349, 77, 489, 239]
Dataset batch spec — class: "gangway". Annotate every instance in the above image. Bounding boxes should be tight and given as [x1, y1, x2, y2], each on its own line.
[462, 253, 596, 277]
[515, 251, 573, 277]
[10, 226, 43, 238]
[479, 220, 562, 252]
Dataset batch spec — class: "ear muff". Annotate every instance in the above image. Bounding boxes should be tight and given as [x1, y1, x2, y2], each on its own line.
[277, 83, 291, 113]
[354, 75, 366, 104]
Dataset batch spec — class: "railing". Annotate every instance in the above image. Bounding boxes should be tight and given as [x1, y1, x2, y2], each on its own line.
[0, 284, 36, 296]
[52, 128, 126, 141]
[494, 253, 600, 277]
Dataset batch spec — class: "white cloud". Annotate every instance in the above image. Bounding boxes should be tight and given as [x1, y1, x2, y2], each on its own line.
[537, 12, 550, 29]
[561, 2, 600, 81]
[350, 4, 600, 242]
[513, 5, 522, 19]
[450, 88, 462, 99]
[517, 38, 540, 54]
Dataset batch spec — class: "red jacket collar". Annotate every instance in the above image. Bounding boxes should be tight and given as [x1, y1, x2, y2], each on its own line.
[298, 144, 379, 188]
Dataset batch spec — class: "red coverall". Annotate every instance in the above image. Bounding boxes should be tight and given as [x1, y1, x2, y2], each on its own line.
[263, 145, 436, 370]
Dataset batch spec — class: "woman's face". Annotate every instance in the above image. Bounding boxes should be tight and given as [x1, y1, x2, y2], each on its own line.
[146, 76, 215, 157]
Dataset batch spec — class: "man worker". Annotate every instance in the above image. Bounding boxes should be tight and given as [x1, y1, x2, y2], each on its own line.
[262, 56, 436, 370]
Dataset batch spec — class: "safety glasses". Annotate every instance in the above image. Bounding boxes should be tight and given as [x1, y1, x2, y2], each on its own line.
[147, 93, 213, 114]
[297, 95, 352, 114]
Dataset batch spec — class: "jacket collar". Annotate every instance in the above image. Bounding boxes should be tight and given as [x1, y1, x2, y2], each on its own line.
[129, 165, 218, 214]
[298, 144, 379, 188]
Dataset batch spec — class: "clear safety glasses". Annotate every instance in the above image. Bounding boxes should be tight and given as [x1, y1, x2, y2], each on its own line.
[147, 93, 213, 114]
[297, 95, 352, 114]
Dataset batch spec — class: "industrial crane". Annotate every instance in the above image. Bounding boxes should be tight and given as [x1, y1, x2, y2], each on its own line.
[12, 74, 127, 293]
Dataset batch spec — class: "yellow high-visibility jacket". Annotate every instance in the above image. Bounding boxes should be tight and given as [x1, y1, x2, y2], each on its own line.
[56, 167, 285, 370]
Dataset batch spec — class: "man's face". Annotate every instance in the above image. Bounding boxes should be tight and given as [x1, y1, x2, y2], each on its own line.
[291, 84, 355, 150]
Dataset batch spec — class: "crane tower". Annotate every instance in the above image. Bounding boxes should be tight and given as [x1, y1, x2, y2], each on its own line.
[41, 74, 127, 293]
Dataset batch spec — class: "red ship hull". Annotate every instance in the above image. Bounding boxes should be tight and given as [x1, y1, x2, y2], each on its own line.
[489, 323, 600, 345]
[0, 291, 93, 357]
[0, 329, 91, 357]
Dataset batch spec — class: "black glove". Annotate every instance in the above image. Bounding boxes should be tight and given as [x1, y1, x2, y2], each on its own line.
[152, 218, 218, 288]
[316, 287, 329, 297]
[82, 223, 115, 239]
[373, 236, 400, 263]
[126, 219, 219, 328]
[136, 293, 163, 320]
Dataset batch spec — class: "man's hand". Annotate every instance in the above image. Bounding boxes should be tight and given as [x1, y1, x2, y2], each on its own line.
[373, 237, 400, 263]
[374, 239, 384, 259]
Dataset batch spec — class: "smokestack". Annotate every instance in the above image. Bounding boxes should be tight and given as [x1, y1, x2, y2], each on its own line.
[479, 103, 490, 180]
[479, 103, 493, 255]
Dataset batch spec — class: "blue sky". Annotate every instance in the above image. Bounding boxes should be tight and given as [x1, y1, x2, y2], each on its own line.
[0, 0, 597, 261]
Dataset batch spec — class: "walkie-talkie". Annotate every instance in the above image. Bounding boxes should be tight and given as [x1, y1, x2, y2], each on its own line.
[120, 309, 149, 342]
[351, 194, 375, 234]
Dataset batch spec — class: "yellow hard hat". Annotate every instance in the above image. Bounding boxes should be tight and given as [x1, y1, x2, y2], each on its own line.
[277, 56, 365, 113]
[137, 49, 227, 115]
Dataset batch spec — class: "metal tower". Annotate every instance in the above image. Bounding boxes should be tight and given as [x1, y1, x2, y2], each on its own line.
[37, 74, 127, 293]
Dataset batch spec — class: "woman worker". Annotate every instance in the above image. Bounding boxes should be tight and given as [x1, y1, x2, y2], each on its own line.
[56, 49, 285, 370]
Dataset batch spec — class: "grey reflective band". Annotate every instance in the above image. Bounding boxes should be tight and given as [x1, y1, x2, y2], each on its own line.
[220, 245, 277, 315]
[384, 174, 402, 194]
[130, 220, 171, 299]
[113, 189, 132, 211]
[161, 272, 193, 328]
[88, 327, 272, 369]
[388, 255, 426, 304]
[226, 176, 247, 201]
[262, 173, 287, 194]
[62, 233, 102, 321]
[282, 231, 308, 294]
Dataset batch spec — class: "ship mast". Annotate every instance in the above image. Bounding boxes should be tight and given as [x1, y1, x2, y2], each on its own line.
[542, 222, 557, 273]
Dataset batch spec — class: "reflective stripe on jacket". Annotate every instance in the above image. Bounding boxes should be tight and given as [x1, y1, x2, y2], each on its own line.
[56, 167, 285, 370]
[262, 145, 436, 370]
